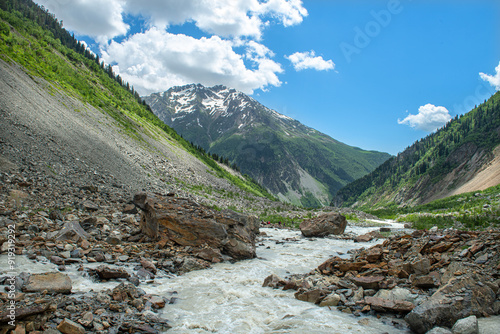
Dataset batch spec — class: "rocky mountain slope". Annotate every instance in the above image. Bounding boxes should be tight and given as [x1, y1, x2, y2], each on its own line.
[0, 6, 281, 215]
[333, 91, 500, 209]
[144, 84, 391, 207]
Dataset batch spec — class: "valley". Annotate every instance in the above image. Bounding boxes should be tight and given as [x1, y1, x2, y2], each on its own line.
[0, 1, 499, 334]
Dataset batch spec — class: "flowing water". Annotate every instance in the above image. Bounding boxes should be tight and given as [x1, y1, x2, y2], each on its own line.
[3, 223, 499, 333]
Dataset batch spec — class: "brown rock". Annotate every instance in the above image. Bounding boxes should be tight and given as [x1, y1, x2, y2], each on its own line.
[23, 272, 72, 294]
[366, 247, 383, 263]
[339, 261, 368, 272]
[262, 274, 284, 289]
[410, 257, 430, 275]
[364, 296, 414, 313]
[299, 212, 347, 237]
[429, 242, 453, 253]
[351, 276, 384, 289]
[412, 275, 439, 289]
[355, 231, 383, 243]
[405, 276, 497, 333]
[57, 318, 85, 334]
[195, 247, 223, 263]
[94, 265, 130, 280]
[133, 192, 258, 259]
[294, 289, 327, 304]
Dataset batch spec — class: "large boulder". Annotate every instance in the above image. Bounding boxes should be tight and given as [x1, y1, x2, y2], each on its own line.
[133, 192, 258, 259]
[22, 272, 72, 294]
[299, 212, 347, 237]
[404, 276, 496, 333]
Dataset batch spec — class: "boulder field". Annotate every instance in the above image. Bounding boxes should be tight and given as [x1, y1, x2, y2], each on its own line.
[264, 228, 500, 333]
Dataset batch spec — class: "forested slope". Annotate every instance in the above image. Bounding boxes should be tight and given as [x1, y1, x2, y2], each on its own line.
[333, 91, 500, 209]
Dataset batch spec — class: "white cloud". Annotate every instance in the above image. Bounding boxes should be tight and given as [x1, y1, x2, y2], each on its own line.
[123, 0, 307, 40]
[34, 0, 308, 94]
[101, 28, 283, 95]
[35, 0, 129, 42]
[286, 51, 335, 71]
[398, 104, 452, 132]
[479, 61, 500, 91]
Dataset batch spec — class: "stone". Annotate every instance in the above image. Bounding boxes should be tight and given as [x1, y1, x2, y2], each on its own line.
[364, 296, 415, 313]
[262, 274, 284, 289]
[366, 247, 383, 263]
[123, 203, 137, 214]
[94, 265, 130, 280]
[374, 287, 414, 303]
[195, 247, 223, 263]
[79, 200, 99, 212]
[426, 327, 453, 334]
[412, 275, 439, 289]
[140, 257, 157, 274]
[351, 276, 384, 290]
[338, 261, 368, 272]
[411, 257, 431, 275]
[294, 289, 327, 304]
[355, 231, 382, 243]
[451, 315, 478, 334]
[474, 254, 488, 264]
[299, 212, 347, 237]
[319, 293, 341, 307]
[55, 221, 90, 243]
[429, 242, 454, 253]
[148, 295, 166, 309]
[23, 272, 72, 294]
[57, 318, 85, 334]
[404, 276, 496, 333]
[133, 192, 258, 260]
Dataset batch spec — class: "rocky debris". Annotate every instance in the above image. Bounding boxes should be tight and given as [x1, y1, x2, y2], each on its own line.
[299, 212, 347, 237]
[263, 228, 500, 332]
[133, 192, 259, 260]
[0, 278, 172, 333]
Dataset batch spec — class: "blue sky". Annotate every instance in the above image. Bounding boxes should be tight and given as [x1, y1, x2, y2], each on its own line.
[35, 0, 500, 155]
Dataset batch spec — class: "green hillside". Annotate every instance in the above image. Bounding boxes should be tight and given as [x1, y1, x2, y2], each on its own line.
[333, 91, 500, 209]
[0, 0, 274, 200]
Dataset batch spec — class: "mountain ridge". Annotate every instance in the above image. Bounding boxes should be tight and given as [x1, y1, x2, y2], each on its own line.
[144, 84, 391, 207]
[333, 91, 500, 209]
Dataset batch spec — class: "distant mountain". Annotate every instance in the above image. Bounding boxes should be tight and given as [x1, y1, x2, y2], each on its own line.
[333, 91, 500, 209]
[144, 84, 391, 207]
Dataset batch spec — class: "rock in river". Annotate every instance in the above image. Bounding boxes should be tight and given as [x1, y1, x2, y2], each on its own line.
[299, 212, 347, 237]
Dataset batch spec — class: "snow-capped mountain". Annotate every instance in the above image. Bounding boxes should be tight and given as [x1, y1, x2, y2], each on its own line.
[144, 84, 391, 207]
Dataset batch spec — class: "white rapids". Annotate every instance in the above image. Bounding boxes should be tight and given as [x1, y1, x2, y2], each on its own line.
[2, 224, 413, 333]
[140, 225, 411, 334]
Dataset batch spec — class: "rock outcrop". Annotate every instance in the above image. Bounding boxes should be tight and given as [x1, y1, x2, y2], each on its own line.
[299, 212, 347, 237]
[133, 192, 259, 259]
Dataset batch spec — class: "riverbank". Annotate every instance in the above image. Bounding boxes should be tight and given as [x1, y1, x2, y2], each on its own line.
[266, 226, 500, 333]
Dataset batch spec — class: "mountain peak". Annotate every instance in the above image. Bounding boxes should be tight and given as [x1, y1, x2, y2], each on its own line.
[143, 84, 391, 207]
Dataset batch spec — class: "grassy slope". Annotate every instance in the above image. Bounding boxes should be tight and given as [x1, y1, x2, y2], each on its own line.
[334, 91, 500, 209]
[371, 184, 500, 230]
[0, 8, 275, 200]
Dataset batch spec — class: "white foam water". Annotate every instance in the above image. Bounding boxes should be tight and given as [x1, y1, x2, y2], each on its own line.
[1, 225, 412, 333]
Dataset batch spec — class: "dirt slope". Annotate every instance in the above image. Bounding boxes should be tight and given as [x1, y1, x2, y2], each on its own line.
[0, 59, 274, 211]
